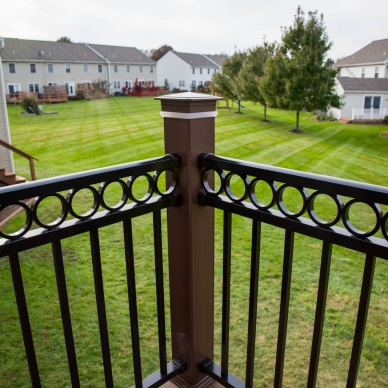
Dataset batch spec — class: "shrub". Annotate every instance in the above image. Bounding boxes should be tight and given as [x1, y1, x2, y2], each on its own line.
[20, 93, 41, 115]
[384, 115, 388, 125]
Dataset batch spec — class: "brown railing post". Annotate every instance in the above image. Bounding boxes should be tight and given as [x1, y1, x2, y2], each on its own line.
[156, 92, 220, 387]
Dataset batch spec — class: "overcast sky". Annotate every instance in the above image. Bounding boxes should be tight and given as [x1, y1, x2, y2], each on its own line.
[2, 0, 386, 61]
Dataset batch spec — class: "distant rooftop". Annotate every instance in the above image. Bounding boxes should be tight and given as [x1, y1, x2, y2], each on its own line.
[337, 77, 388, 92]
[170, 51, 227, 68]
[336, 38, 388, 66]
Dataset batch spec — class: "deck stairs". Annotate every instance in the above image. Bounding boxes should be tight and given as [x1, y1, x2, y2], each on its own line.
[0, 168, 26, 186]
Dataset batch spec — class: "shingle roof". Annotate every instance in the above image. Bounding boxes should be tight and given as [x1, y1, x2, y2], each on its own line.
[2, 38, 104, 63]
[336, 38, 388, 66]
[204, 54, 228, 67]
[337, 77, 388, 92]
[87, 43, 154, 64]
[173, 51, 219, 68]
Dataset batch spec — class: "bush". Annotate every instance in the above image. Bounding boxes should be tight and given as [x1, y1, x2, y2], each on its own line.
[20, 93, 41, 115]
[384, 115, 388, 125]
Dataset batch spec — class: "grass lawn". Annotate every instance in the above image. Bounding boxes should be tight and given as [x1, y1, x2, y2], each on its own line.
[1, 97, 388, 387]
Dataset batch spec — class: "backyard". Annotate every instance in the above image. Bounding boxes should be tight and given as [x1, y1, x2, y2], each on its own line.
[1, 96, 388, 387]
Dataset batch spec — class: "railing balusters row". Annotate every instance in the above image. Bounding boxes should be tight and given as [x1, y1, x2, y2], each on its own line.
[9, 253, 41, 388]
[307, 241, 332, 387]
[52, 240, 80, 387]
[90, 229, 114, 387]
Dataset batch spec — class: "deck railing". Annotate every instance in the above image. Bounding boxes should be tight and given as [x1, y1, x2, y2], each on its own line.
[1, 93, 388, 387]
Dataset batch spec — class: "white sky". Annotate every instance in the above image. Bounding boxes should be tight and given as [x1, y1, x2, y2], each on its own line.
[2, 0, 387, 61]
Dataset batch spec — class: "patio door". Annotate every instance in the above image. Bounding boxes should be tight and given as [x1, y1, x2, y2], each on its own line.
[364, 96, 381, 109]
[64, 82, 75, 96]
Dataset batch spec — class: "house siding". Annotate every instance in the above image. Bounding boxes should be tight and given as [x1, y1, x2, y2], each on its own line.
[339, 65, 388, 79]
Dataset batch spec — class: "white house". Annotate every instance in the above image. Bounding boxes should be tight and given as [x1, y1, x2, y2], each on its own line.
[336, 39, 388, 79]
[330, 77, 388, 120]
[157, 51, 227, 91]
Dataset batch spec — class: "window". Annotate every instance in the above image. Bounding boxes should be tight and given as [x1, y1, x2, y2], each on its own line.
[47, 82, 58, 86]
[375, 67, 379, 78]
[179, 80, 185, 87]
[114, 64, 118, 73]
[150, 66, 154, 73]
[98, 64, 103, 73]
[364, 96, 381, 110]
[7, 83, 21, 93]
[199, 80, 203, 86]
[28, 83, 39, 93]
[47, 63, 54, 73]
[361, 67, 365, 78]
[8, 63, 16, 73]
[192, 80, 196, 88]
[65, 63, 71, 73]
[30, 63, 36, 73]
[139, 65, 143, 73]
[208, 68, 210, 74]
[127, 65, 130, 72]
[125, 80, 132, 88]
[113, 80, 121, 89]
[200, 68, 202, 75]
[83, 64, 88, 73]
[192, 68, 195, 74]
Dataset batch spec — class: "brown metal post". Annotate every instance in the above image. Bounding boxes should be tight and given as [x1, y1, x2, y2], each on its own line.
[156, 92, 220, 387]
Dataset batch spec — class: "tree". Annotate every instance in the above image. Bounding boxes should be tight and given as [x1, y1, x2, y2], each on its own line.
[211, 51, 247, 113]
[150, 45, 173, 61]
[57, 36, 72, 43]
[261, 7, 341, 131]
[239, 42, 276, 121]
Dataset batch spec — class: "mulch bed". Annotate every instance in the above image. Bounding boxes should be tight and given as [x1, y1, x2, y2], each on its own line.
[381, 133, 388, 138]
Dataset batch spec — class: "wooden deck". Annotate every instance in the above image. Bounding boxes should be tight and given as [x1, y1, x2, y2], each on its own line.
[6, 92, 68, 104]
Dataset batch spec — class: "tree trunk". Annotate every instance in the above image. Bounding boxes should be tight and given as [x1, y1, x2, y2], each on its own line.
[296, 109, 300, 130]
[264, 105, 267, 121]
[238, 100, 241, 113]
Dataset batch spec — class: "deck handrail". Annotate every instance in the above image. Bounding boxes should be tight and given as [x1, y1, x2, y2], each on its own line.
[0, 139, 38, 180]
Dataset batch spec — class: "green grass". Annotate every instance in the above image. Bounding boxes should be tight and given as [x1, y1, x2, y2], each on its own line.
[1, 97, 388, 387]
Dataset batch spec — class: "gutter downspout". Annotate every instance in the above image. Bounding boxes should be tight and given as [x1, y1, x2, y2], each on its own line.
[0, 37, 15, 173]
[84, 43, 111, 94]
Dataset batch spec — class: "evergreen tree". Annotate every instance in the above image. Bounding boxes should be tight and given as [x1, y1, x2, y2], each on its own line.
[261, 7, 341, 131]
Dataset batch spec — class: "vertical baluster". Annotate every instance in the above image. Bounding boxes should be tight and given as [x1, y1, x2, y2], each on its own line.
[221, 211, 232, 377]
[245, 220, 261, 388]
[346, 254, 376, 388]
[9, 253, 41, 388]
[123, 219, 143, 387]
[307, 241, 332, 387]
[90, 229, 114, 387]
[153, 211, 167, 374]
[274, 230, 294, 388]
[52, 240, 80, 388]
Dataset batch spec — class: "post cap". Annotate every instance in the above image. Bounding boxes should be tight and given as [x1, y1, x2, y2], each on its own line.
[155, 92, 222, 101]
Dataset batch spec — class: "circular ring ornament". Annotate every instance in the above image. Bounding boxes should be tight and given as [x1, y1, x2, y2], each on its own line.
[127, 174, 154, 204]
[307, 192, 343, 228]
[154, 169, 178, 197]
[99, 179, 128, 211]
[342, 200, 382, 238]
[202, 168, 225, 196]
[32, 193, 68, 229]
[0, 202, 33, 239]
[382, 212, 388, 241]
[276, 184, 309, 219]
[249, 178, 278, 210]
[224, 172, 250, 203]
[67, 186, 100, 219]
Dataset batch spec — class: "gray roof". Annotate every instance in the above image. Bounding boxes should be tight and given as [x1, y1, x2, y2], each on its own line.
[205, 54, 228, 67]
[2, 38, 104, 63]
[87, 43, 154, 64]
[337, 77, 388, 92]
[173, 51, 219, 68]
[336, 38, 388, 66]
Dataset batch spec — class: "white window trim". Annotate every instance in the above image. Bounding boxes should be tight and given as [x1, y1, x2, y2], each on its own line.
[28, 83, 40, 93]
[30, 63, 37, 74]
[7, 83, 21, 93]
[363, 94, 383, 109]
[65, 63, 71, 73]
[98, 64, 103, 73]
[47, 82, 58, 86]
[114, 64, 118, 73]
[47, 63, 54, 74]
[126, 65, 130, 73]
[83, 64, 88, 73]
[8, 63, 16, 74]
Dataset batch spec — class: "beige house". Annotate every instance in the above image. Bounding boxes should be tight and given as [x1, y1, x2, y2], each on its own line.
[2, 38, 156, 96]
